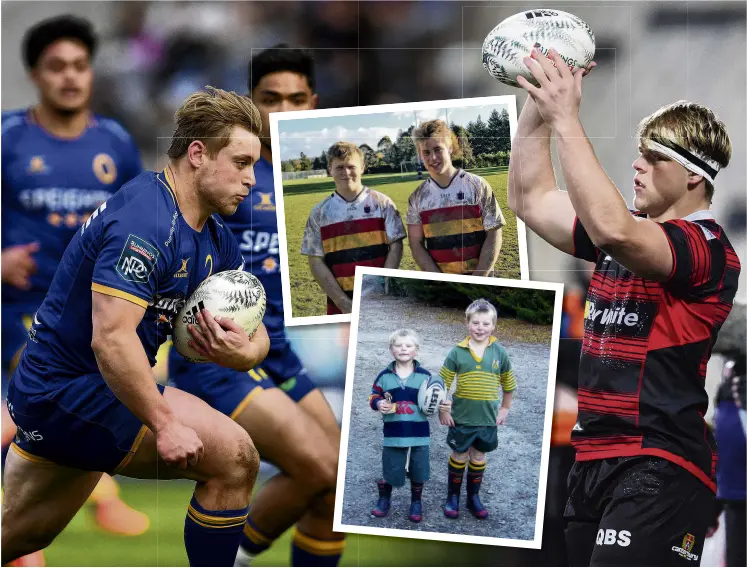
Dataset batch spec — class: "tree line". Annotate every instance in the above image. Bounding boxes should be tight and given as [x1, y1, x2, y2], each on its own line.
[385, 276, 555, 325]
[281, 108, 511, 173]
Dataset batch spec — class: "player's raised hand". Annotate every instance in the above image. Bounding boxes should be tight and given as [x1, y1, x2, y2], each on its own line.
[157, 420, 204, 469]
[517, 48, 596, 129]
[188, 309, 270, 371]
[1, 242, 40, 290]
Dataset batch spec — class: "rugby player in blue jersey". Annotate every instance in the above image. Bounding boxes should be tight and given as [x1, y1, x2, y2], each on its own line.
[1, 87, 270, 567]
[1, 15, 147, 554]
[169, 46, 345, 567]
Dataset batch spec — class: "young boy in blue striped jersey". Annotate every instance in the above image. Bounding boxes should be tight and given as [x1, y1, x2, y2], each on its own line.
[439, 299, 516, 519]
[369, 329, 432, 522]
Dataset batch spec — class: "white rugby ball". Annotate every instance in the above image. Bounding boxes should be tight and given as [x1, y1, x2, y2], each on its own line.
[482, 9, 595, 88]
[418, 376, 447, 416]
[173, 270, 266, 363]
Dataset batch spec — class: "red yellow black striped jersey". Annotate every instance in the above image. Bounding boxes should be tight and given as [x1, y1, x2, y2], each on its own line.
[406, 170, 504, 274]
[570, 210, 741, 492]
[301, 186, 406, 314]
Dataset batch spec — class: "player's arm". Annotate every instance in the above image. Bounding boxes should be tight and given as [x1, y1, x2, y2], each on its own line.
[384, 239, 403, 269]
[497, 348, 516, 424]
[554, 120, 673, 279]
[474, 228, 502, 276]
[407, 224, 441, 272]
[369, 376, 390, 412]
[91, 292, 203, 468]
[521, 50, 674, 279]
[507, 96, 576, 255]
[383, 200, 406, 270]
[474, 179, 504, 276]
[438, 352, 457, 426]
[308, 256, 352, 313]
[301, 208, 352, 312]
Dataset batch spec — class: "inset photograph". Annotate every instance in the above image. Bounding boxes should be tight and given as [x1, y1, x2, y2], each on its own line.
[334, 267, 562, 548]
[270, 96, 525, 326]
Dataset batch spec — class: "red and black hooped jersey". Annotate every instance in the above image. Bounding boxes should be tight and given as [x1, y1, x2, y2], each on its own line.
[570, 210, 741, 492]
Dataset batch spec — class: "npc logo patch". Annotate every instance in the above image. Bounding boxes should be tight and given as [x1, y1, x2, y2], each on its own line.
[117, 234, 159, 283]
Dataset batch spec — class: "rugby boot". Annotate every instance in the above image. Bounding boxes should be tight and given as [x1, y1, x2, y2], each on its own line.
[408, 500, 423, 523]
[466, 493, 489, 519]
[443, 493, 460, 518]
[370, 480, 392, 517]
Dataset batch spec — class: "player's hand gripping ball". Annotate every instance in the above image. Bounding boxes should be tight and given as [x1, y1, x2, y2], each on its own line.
[173, 270, 266, 363]
[482, 9, 595, 87]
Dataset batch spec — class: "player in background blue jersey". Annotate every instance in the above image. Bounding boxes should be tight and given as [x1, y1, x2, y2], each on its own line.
[0, 16, 147, 555]
[169, 46, 345, 567]
[2, 87, 270, 567]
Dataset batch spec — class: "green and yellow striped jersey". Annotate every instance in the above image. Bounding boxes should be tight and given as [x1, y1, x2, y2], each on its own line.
[439, 336, 516, 426]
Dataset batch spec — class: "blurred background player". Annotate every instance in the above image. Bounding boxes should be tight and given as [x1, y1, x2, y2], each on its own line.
[0, 14, 148, 558]
[407, 120, 504, 276]
[169, 45, 346, 567]
[711, 302, 746, 567]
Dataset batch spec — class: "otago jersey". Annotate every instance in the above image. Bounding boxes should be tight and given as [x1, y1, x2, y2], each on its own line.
[301, 187, 406, 314]
[570, 210, 741, 491]
[1, 108, 142, 312]
[406, 170, 504, 274]
[23, 169, 243, 379]
[439, 337, 516, 426]
[220, 157, 286, 347]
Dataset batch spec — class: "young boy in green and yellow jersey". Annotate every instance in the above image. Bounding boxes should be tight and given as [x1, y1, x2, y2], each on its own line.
[438, 299, 516, 519]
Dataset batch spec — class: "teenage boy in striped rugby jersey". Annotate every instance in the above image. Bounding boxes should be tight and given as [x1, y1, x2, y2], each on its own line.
[301, 142, 406, 315]
[407, 120, 505, 276]
[439, 299, 516, 519]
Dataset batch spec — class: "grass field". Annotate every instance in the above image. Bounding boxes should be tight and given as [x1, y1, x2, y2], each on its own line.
[44, 479, 533, 566]
[281, 167, 521, 319]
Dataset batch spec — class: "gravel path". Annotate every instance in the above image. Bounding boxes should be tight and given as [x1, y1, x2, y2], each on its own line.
[341, 293, 552, 543]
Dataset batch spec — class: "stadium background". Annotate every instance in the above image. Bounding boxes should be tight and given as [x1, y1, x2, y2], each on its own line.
[1, 1, 745, 566]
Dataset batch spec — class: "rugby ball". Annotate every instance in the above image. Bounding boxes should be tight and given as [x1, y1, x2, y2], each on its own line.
[172, 270, 266, 363]
[482, 9, 595, 88]
[418, 376, 447, 416]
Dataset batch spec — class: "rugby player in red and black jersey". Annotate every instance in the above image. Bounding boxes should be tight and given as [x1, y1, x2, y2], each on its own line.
[508, 48, 741, 566]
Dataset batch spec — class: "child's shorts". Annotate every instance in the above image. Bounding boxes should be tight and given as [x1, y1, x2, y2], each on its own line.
[382, 445, 430, 487]
[447, 425, 498, 453]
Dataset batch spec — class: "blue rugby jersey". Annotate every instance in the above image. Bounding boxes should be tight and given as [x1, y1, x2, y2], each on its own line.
[23, 169, 243, 379]
[221, 157, 286, 348]
[369, 361, 432, 447]
[1, 108, 143, 313]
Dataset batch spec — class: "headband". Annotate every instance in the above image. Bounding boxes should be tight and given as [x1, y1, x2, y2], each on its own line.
[644, 139, 721, 184]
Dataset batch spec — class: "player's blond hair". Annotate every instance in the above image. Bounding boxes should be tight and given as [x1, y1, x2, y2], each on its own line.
[167, 86, 262, 159]
[326, 141, 364, 169]
[412, 119, 461, 153]
[636, 101, 731, 202]
[465, 299, 498, 325]
[389, 328, 420, 351]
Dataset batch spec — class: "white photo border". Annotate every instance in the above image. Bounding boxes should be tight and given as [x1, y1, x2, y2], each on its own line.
[332, 266, 564, 549]
[270, 95, 527, 328]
